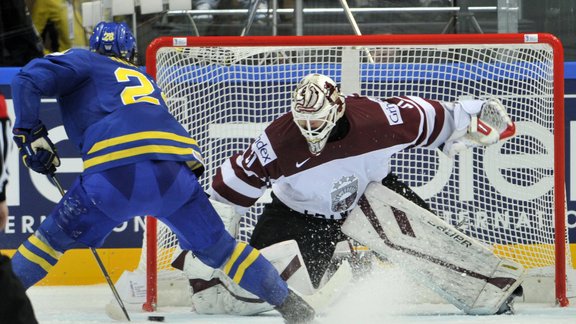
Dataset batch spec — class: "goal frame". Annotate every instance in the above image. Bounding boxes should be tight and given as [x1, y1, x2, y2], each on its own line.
[144, 33, 567, 310]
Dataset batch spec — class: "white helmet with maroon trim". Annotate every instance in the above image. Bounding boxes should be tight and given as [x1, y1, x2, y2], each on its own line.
[291, 74, 345, 155]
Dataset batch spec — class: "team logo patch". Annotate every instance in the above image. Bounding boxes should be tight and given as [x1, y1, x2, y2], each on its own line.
[252, 134, 277, 166]
[331, 175, 359, 213]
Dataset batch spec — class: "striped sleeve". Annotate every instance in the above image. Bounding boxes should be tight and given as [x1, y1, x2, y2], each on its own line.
[386, 96, 454, 150]
[210, 150, 269, 214]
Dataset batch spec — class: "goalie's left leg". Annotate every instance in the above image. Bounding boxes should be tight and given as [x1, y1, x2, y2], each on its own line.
[173, 239, 317, 315]
[342, 181, 525, 315]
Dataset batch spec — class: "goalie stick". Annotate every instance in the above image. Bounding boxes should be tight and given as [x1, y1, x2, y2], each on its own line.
[49, 174, 131, 322]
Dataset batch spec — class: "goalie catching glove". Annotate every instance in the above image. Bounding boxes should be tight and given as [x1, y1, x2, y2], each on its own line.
[468, 99, 515, 144]
[13, 122, 61, 175]
[443, 98, 515, 157]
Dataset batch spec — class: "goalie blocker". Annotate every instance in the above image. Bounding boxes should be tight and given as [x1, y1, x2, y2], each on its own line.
[342, 181, 525, 315]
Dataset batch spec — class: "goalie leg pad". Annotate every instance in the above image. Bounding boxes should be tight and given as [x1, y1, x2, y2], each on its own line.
[191, 277, 272, 315]
[209, 199, 242, 237]
[177, 240, 316, 315]
[342, 182, 525, 315]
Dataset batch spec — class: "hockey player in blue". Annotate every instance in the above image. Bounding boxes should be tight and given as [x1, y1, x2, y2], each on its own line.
[10, 22, 313, 323]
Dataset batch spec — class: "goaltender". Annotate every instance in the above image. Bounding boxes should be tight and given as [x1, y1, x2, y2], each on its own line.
[178, 73, 524, 317]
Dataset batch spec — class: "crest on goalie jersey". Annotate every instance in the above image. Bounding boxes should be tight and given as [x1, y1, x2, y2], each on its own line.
[331, 175, 359, 213]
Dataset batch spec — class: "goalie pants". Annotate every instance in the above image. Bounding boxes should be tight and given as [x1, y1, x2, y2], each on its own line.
[249, 174, 430, 289]
[250, 192, 347, 288]
[0, 254, 38, 324]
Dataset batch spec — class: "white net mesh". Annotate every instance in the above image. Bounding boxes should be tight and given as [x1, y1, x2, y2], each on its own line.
[141, 36, 571, 302]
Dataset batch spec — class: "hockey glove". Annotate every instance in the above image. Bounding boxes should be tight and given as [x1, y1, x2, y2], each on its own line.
[467, 99, 516, 145]
[443, 99, 516, 157]
[13, 123, 61, 175]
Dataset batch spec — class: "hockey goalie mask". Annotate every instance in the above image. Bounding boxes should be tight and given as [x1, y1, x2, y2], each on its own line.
[89, 22, 136, 62]
[291, 74, 345, 155]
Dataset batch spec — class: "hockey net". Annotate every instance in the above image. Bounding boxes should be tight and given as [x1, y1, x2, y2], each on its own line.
[140, 33, 573, 309]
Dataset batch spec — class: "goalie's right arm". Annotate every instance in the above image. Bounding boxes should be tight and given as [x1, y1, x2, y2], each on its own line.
[208, 151, 271, 217]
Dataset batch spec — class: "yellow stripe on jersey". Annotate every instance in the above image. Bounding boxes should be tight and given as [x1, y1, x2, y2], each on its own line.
[17, 245, 53, 272]
[83, 145, 195, 169]
[186, 161, 204, 172]
[29, 235, 60, 260]
[223, 242, 247, 276]
[108, 56, 137, 67]
[232, 248, 260, 284]
[87, 131, 198, 154]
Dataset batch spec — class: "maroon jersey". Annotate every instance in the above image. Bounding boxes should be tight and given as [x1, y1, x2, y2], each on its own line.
[210, 95, 465, 219]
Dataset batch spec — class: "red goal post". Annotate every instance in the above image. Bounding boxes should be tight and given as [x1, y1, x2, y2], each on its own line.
[143, 33, 569, 311]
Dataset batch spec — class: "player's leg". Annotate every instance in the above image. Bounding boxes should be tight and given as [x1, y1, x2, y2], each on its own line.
[11, 163, 165, 289]
[158, 165, 314, 322]
[11, 176, 122, 288]
[172, 196, 318, 316]
[170, 198, 273, 315]
[381, 173, 523, 313]
[160, 184, 287, 305]
[174, 239, 317, 315]
[175, 191, 346, 316]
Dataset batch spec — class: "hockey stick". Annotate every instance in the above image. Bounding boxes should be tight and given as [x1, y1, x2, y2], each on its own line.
[48, 174, 131, 321]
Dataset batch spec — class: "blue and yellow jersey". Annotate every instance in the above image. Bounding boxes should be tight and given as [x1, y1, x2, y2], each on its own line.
[11, 49, 204, 175]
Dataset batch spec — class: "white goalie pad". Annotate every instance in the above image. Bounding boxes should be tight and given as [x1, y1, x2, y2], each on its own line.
[183, 239, 353, 315]
[209, 198, 242, 237]
[342, 182, 525, 315]
[184, 240, 317, 315]
[260, 239, 316, 296]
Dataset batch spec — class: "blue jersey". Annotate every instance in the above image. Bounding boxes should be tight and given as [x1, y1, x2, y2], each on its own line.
[10, 50, 290, 309]
[11, 49, 204, 175]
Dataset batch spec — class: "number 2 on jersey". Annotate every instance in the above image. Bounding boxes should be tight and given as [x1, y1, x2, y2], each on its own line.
[114, 67, 160, 106]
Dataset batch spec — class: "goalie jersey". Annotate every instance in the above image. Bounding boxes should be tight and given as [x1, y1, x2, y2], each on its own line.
[210, 95, 464, 218]
[11, 49, 204, 175]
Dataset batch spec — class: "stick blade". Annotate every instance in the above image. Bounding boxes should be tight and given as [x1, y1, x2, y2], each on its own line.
[105, 302, 130, 322]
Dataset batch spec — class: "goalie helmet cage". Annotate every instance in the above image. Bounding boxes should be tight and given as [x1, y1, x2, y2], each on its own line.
[142, 33, 569, 311]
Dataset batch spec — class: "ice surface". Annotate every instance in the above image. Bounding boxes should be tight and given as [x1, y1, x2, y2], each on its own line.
[28, 268, 576, 324]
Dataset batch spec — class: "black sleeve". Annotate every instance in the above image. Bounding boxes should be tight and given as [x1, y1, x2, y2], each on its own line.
[0, 255, 38, 323]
